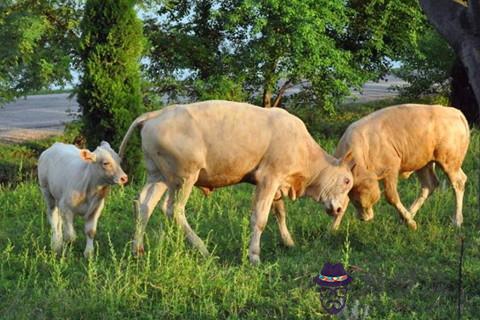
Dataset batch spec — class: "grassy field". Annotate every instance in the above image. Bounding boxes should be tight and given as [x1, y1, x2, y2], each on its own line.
[0, 100, 479, 319]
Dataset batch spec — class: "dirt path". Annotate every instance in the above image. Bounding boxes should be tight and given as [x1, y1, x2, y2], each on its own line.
[0, 93, 79, 143]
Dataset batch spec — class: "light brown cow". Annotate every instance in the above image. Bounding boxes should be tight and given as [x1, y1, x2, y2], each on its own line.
[119, 100, 355, 264]
[334, 104, 470, 229]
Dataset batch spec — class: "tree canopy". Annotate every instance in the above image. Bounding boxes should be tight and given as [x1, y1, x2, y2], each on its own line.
[144, 0, 424, 110]
[0, 0, 80, 104]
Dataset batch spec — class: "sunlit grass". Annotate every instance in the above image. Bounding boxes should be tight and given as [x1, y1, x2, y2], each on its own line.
[0, 127, 478, 318]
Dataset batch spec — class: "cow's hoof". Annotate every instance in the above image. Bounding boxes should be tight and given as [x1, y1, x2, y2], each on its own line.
[249, 254, 261, 265]
[282, 238, 295, 248]
[331, 223, 341, 231]
[407, 219, 417, 230]
[453, 217, 463, 227]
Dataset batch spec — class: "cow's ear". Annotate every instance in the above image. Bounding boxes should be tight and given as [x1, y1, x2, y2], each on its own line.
[100, 141, 111, 148]
[80, 149, 96, 162]
[340, 151, 356, 171]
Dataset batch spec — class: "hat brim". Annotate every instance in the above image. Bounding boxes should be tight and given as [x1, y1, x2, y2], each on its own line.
[314, 275, 352, 287]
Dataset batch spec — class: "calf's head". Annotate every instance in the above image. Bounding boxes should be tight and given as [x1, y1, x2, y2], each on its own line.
[80, 141, 128, 186]
[307, 152, 355, 229]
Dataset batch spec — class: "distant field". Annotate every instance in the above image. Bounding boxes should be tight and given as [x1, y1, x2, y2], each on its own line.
[0, 100, 478, 319]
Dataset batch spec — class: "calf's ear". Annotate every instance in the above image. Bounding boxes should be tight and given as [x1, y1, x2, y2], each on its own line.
[340, 151, 356, 171]
[100, 141, 111, 148]
[80, 149, 97, 162]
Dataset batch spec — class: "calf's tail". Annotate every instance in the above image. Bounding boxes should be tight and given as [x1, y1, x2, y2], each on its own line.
[119, 109, 165, 160]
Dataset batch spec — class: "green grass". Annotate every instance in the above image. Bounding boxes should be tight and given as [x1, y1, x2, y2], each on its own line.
[0, 105, 479, 319]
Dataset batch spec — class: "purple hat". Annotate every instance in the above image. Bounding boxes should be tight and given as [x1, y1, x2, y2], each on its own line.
[314, 262, 352, 287]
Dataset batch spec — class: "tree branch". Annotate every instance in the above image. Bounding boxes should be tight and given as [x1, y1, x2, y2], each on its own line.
[272, 80, 292, 108]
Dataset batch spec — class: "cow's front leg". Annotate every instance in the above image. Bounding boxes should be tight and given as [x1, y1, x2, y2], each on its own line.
[383, 175, 417, 230]
[84, 199, 105, 258]
[249, 179, 279, 265]
[272, 198, 294, 247]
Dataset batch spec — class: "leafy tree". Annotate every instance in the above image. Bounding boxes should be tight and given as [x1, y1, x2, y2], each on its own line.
[393, 26, 455, 98]
[145, 0, 424, 110]
[78, 0, 146, 177]
[0, 0, 80, 104]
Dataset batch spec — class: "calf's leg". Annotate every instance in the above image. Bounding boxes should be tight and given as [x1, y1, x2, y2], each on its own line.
[272, 198, 294, 247]
[132, 179, 168, 255]
[41, 188, 63, 254]
[383, 174, 417, 230]
[409, 163, 439, 216]
[167, 174, 209, 256]
[62, 209, 76, 243]
[84, 200, 105, 258]
[249, 179, 280, 265]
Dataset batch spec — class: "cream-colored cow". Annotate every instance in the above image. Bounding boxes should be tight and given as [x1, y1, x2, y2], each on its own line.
[334, 104, 470, 229]
[120, 100, 355, 264]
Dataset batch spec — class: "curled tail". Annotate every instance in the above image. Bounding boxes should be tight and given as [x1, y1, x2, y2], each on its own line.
[119, 109, 165, 159]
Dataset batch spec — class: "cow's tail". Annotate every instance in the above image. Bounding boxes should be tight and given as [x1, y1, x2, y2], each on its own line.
[118, 109, 165, 160]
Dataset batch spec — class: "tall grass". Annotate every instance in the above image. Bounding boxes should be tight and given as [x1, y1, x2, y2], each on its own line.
[0, 115, 478, 319]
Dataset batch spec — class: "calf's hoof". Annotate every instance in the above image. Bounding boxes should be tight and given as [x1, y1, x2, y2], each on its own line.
[249, 254, 261, 265]
[406, 219, 417, 230]
[51, 242, 63, 256]
[84, 249, 94, 259]
[132, 244, 145, 257]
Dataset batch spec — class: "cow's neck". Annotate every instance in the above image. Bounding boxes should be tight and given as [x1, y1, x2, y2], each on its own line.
[302, 142, 338, 199]
[308, 142, 336, 180]
[79, 163, 109, 198]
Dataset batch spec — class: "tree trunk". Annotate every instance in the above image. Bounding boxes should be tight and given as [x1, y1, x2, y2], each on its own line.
[420, 0, 480, 124]
[263, 88, 272, 108]
[450, 59, 480, 124]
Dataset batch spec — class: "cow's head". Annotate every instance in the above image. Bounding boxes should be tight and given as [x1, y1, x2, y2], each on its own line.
[80, 141, 128, 186]
[306, 151, 355, 229]
[348, 169, 380, 222]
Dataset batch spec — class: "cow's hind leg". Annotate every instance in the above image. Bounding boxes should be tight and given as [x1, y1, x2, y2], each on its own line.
[272, 198, 294, 247]
[167, 174, 208, 256]
[132, 179, 168, 255]
[41, 188, 63, 254]
[444, 167, 467, 227]
[249, 178, 280, 265]
[383, 174, 417, 230]
[409, 163, 439, 217]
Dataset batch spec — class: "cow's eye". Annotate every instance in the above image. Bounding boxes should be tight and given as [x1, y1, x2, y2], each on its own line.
[103, 161, 110, 167]
[344, 177, 350, 185]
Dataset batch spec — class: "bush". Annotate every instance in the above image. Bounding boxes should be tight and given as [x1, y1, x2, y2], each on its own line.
[78, 0, 146, 179]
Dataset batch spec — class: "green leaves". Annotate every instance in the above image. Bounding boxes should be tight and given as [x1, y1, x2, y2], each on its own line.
[0, 0, 80, 104]
[78, 0, 146, 177]
[145, 0, 426, 110]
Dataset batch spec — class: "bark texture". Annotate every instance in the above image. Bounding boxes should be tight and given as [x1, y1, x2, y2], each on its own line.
[420, 0, 480, 124]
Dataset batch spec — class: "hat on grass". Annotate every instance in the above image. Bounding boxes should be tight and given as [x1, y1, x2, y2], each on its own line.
[314, 262, 352, 287]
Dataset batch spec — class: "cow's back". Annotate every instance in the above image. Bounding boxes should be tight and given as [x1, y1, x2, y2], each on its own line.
[140, 100, 315, 187]
[336, 104, 469, 175]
